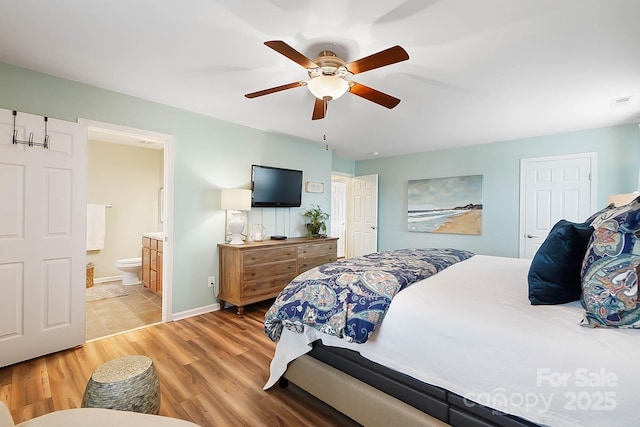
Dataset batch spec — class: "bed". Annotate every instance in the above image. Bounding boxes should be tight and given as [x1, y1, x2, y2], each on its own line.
[263, 202, 640, 427]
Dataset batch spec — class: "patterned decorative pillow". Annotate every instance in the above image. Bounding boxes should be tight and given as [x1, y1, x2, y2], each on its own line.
[584, 202, 616, 225]
[580, 198, 640, 328]
[585, 196, 640, 230]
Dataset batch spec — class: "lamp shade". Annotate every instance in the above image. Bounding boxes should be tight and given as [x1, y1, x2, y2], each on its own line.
[307, 75, 349, 100]
[221, 189, 251, 211]
[607, 192, 639, 207]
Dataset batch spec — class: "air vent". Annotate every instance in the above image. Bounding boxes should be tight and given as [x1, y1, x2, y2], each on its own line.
[611, 96, 634, 107]
[136, 139, 155, 145]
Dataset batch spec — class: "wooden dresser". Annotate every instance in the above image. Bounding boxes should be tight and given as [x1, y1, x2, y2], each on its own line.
[218, 237, 338, 316]
[141, 236, 163, 296]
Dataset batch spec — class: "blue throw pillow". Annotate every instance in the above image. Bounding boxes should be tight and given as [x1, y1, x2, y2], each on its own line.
[528, 220, 594, 305]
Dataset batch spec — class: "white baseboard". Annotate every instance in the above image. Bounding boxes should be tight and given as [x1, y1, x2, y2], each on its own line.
[172, 303, 220, 321]
[94, 275, 122, 284]
[93, 275, 221, 321]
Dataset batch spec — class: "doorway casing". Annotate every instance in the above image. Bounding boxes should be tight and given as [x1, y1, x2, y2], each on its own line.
[79, 118, 175, 322]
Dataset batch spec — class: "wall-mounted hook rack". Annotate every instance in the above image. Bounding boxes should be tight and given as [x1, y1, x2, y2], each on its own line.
[12, 110, 49, 149]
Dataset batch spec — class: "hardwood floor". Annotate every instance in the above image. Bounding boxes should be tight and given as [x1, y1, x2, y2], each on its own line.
[0, 301, 361, 427]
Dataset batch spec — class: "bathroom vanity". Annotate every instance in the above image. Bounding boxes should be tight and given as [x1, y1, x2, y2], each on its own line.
[141, 235, 163, 295]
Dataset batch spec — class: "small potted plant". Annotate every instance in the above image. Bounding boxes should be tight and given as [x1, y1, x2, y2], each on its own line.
[303, 204, 329, 238]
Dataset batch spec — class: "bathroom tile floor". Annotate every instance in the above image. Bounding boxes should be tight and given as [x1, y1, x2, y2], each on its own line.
[85, 281, 162, 341]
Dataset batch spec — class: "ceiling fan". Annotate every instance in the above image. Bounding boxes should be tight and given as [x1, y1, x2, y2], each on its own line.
[245, 40, 409, 120]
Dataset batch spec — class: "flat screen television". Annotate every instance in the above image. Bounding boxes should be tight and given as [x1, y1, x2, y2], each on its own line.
[251, 165, 303, 208]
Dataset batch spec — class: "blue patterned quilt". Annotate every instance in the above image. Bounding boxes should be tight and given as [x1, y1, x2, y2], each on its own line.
[264, 248, 474, 343]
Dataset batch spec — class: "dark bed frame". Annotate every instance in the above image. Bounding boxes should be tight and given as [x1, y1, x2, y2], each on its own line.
[281, 341, 539, 427]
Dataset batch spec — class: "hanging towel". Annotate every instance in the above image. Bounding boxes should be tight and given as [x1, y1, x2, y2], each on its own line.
[86, 204, 106, 251]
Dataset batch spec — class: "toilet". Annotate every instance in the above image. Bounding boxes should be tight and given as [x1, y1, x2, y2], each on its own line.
[115, 257, 142, 285]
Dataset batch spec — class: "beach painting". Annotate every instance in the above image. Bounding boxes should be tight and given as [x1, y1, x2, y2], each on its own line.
[408, 175, 483, 235]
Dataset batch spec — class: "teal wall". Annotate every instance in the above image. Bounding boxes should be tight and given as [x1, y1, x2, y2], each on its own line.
[331, 153, 356, 175]
[0, 62, 331, 314]
[4, 60, 638, 312]
[356, 125, 640, 257]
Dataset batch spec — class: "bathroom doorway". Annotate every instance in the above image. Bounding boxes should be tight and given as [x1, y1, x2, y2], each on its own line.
[81, 119, 174, 340]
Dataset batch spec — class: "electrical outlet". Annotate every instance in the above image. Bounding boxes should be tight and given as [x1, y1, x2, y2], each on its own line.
[207, 276, 215, 288]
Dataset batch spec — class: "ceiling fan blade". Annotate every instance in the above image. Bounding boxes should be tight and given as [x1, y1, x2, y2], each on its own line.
[345, 45, 409, 75]
[264, 40, 319, 69]
[312, 97, 328, 120]
[349, 82, 401, 109]
[244, 81, 305, 98]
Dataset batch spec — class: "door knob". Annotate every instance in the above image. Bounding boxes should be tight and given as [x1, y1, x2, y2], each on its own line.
[526, 234, 539, 238]
[370, 226, 376, 230]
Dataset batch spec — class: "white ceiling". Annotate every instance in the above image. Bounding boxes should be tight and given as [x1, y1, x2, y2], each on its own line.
[1, 0, 639, 160]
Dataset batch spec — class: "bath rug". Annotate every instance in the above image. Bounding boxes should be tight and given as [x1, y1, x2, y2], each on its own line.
[86, 283, 128, 302]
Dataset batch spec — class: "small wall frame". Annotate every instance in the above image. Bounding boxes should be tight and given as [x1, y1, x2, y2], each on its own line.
[305, 181, 324, 193]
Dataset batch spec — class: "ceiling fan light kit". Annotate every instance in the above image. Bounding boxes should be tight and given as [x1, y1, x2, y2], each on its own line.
[245, 40, 409, 120]
[307, 75, 349, 101]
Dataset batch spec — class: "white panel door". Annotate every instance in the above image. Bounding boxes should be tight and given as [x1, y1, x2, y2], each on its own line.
[347, 174, 378, 258]
[330, 180, 347, 258]
[0, 109, 87, 367]
[519, 153, 596, 259]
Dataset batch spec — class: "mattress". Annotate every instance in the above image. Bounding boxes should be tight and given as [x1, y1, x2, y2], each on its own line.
[302, 343, 537, 427]
[266, 255, 639, 427]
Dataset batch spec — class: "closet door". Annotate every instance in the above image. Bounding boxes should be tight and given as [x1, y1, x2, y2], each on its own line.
[0, 109, 87, 367]
[519, 153, 595, 258]
[347, 174, 378, 258]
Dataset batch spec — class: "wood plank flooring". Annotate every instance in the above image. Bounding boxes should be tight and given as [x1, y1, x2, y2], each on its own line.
[0, 301, 361, 427]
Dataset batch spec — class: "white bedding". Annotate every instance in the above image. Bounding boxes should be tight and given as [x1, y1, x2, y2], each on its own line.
[265, 255, 639, 427]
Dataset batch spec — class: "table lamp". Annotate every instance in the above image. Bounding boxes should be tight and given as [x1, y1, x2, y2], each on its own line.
[221, 189, 251, 244]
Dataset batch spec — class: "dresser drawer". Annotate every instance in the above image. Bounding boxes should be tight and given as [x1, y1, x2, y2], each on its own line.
[298, 254, 337, 273]
[243, 273, 297, 300]
[297, 241, 336, 258]
[297, 241, 337, 273]
[243, 259, 297, 282]
[243, 247, 296, 266]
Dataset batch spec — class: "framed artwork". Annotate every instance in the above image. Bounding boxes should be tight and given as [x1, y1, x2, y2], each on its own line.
[305, 181, 324, 193]
[408, 175, 483, 235]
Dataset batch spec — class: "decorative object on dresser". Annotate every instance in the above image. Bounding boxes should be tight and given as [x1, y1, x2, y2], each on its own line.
[218, 237, 337, 316]
[141, 236, 163, 295]
[302, 204, 329, 238]
[220, 188, 252, 244]
[248, 223, 266, 242]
